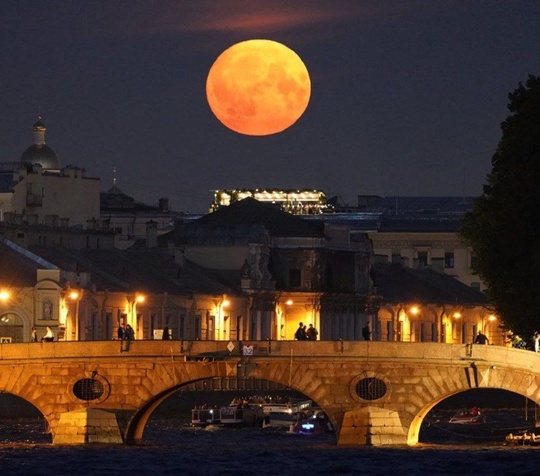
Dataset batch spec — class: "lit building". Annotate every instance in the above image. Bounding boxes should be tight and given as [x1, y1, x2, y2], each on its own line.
[0, 198, 501, 346]
[305, 195, 485, 291]
[210, 188, 333, 215]
[0, 117, 100, 229]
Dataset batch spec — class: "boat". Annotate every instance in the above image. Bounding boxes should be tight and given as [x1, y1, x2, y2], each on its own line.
[506, 427, 540, 445]
[191, 406, 221, 427]
[448, 408, 485, 425]
[220, 398, 265, 427]
[262, 398, 312, 428]
[290, 410, 334, 435]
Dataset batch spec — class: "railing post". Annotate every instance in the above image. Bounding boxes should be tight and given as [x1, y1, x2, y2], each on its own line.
[268, 338, 271, 355]
[340, 338, 344, 353]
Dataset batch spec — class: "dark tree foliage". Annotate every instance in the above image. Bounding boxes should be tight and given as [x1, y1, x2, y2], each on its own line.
[459, 75, 540, 339]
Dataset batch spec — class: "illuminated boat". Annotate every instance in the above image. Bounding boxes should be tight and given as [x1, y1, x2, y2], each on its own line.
[220, 400, 264, 427]
[448, 408, 485, 425]
[191, 407, 221, 427]
[290, 410, 334, 435]
[506, 428, 540, 445]
[262, 399, 312, 427]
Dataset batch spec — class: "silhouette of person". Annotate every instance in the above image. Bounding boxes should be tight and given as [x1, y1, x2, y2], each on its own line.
[31, 327, 38, 342]
[295, 322, 307, 340]
[475, 331, 489, 345]
[163, 326, 170, 340]
[117, 323, 126, 340]
[362, 323, 371, 341]
[306, 324, 318, 340]
[125, 324, 135, 340]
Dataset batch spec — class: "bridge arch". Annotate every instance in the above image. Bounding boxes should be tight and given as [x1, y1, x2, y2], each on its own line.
[125, 383, 188, 444]
[124, 373, 329, 445]
[404, 364, 540, 445]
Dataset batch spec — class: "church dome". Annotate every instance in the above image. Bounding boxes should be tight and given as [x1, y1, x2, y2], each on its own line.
[19, 117, 60, 169]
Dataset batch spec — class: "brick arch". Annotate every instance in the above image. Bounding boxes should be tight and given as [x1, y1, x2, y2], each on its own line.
[0, 371, 52, 432]
[405, 365, 540, 445]
[124, 363, 336, 444]
[125, 383, 190, 444]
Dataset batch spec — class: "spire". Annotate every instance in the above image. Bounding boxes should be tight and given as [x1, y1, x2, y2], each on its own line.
[32, 115, 46, 146]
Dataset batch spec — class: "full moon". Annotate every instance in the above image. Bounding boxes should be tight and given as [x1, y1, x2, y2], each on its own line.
[206, 39, 311, 136]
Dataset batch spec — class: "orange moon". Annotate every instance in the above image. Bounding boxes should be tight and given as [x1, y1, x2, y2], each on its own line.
[206, 39, 311, 136]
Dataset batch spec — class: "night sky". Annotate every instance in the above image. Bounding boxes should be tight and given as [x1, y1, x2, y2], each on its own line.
[1, 1, 539, 213]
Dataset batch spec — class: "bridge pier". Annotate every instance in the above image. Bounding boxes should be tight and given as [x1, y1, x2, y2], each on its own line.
[339, 406, 408, 446]
[53, 408, 123, 445]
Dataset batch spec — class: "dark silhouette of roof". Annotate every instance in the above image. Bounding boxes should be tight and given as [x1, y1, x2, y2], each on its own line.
[0, 243, 235, 295]
[305, 196, 476, 233]
[0, 242, 52, 288]
[370, 262, 488, 306]
[183, 197, 324, 237]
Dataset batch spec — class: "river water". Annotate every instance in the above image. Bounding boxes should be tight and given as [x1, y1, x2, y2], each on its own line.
[0, 408, 538, 475]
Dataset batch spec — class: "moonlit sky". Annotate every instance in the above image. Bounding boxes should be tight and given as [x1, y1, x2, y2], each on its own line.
[1, 1, 539, 213]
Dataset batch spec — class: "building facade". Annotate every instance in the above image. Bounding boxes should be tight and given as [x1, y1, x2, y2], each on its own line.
[0, 118, 100, 228]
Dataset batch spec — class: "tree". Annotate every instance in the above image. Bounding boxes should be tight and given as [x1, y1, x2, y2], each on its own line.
[459, 75, 540, 340]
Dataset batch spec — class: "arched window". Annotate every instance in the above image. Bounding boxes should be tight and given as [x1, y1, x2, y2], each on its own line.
[0, 313, 24, 342]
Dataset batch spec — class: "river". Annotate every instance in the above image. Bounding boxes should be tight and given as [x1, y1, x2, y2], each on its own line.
[0, 407, 538, 475]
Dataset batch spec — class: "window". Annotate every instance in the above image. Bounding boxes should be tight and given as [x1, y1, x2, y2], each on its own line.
[417, 251, 428, 267]
[444, 252, 455, 268]
[289, 268, 301, 287]
[471, 282, 481, 291]
[470, 254, 478, 270]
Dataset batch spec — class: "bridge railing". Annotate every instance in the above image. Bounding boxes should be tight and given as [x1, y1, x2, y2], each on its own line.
[0, 340, 537, 371]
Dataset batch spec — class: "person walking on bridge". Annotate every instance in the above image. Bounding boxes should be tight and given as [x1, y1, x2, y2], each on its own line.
[475, 331, 489, 345]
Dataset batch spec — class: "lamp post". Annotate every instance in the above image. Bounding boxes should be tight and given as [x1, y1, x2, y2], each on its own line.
[68, 290, 82, 341]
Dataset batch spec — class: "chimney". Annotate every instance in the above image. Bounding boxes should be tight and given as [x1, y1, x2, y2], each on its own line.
[158, 197, 169, 212]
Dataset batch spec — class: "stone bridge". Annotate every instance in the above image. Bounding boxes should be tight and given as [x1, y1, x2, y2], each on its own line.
[0, 340, 539, 446]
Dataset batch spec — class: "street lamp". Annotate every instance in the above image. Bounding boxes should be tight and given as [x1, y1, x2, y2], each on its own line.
[130, 294, 145, 338]
[68, 290, 82, 341]
[0, 290, 10, 302]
